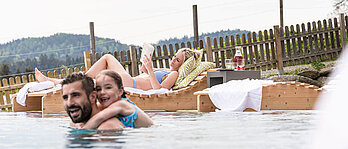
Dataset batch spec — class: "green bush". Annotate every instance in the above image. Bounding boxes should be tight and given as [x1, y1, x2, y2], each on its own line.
[311, 61, 325, 71]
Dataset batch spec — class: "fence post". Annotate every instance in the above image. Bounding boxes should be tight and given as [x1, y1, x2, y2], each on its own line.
[274, 25, 284, 75]
[193, 5, 199, 49]
[89, 22, 96, 65]
[129, 46, 138, 77]
[339, 13, 347, 50]
[83, 51, 91, 71]
[204, 36, 213, 62]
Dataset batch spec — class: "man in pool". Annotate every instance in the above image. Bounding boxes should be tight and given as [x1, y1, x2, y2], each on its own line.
[61, 72, 124, 130]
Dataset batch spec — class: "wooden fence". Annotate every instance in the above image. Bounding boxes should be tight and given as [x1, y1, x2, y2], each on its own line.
[87, 14, 347, 75]
[1, 14, 347, 110]
[0, 67, 86, 111]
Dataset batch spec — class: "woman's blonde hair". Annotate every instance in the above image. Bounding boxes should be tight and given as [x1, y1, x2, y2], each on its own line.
[178, 48, 200, 62]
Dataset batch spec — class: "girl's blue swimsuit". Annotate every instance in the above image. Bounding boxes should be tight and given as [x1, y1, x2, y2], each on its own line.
[118, 98, 138, 128]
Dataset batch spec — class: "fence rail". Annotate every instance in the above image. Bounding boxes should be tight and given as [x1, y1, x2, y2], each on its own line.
[1, 14, 347, 110]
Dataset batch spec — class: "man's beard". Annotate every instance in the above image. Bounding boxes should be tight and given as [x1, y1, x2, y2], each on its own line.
[65, 97, 92, 123]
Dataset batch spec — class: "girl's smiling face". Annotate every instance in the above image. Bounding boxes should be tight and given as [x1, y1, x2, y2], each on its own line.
[95, 74, 124, 108]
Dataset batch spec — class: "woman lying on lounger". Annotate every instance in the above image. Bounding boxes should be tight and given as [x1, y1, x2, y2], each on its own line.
[35, 48, 200, 91]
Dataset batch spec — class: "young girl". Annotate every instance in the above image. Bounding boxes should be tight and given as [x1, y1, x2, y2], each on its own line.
[82, 70, 154, 129]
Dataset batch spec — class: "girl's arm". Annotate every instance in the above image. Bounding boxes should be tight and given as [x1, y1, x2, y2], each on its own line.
[82, 102, 124, 129]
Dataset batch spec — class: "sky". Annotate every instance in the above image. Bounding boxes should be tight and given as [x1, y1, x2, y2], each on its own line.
[0, 0, 334, 46]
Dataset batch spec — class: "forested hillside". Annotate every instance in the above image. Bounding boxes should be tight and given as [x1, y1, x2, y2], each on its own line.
[157, 29, 250, 46]
[0, 33, 129, 63]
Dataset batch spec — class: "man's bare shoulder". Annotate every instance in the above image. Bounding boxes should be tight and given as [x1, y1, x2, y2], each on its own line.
[97, 117, 125, 130]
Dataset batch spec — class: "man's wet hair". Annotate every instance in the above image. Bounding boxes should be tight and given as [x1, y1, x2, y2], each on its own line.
[97, 70, 126, 98]
[61, 72, 94, 97]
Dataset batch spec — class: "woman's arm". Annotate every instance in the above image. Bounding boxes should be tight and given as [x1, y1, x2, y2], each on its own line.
[143, 56, 178, 89]
[142, 56, 162, 89]
[82, 102, 124, 129]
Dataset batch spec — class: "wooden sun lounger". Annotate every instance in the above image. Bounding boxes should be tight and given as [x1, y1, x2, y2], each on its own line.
[193, 81, 322, 112]
[12, 87, 65, 114]
[126, 71, 210, 111]
[11, 70, 213, 114]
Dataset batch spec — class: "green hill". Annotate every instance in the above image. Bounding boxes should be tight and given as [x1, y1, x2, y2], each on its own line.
[0, 33, 130, 63]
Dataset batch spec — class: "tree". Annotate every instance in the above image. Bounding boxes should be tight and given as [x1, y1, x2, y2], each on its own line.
[0, 61, 10, 75]
[332, 0, 348, 16]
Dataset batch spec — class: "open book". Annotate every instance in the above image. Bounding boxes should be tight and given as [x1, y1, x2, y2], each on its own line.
[140, 43, 155, 63]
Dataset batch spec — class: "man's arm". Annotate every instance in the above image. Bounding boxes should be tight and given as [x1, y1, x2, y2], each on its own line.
[97, 117, 125, 130]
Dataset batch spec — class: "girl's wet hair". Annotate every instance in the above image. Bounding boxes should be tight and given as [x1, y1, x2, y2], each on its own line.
[179, 48, 201, 62]
[97, 70, 126, 98]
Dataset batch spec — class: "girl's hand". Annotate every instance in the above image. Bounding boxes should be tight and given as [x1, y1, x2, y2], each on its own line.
[142, 55, 153, 72]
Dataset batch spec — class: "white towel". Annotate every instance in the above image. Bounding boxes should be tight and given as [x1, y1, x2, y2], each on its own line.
[15, 81, 55, 106]
[208, 79, 273, 112]
[124, 87, 171, 95]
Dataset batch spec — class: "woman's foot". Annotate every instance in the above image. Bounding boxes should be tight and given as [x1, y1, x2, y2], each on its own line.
[35, 68, 48, 82]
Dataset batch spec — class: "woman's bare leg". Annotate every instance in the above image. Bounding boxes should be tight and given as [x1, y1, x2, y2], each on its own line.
[35, 68, 63, 85]
[86, 54, 134, 87]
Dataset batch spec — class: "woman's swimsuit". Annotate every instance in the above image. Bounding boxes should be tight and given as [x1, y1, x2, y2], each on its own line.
[154, 70, 171, 84]
[132, 70, 171, 88]
[118, 98, 138, 128]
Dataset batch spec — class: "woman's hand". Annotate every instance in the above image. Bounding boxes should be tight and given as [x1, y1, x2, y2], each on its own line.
[142, 55, 154, 72]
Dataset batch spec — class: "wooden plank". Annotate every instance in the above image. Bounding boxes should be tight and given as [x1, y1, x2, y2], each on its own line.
[42, 91, 65, 114]
[285, 26, 292, 66]
[274, 26, 284, 74]
[213, 38, 220, 67]
[307, 22, 315, 62]
[130, 46, 138, 77]
[219, 37, 226, 68]
[247, 32, 254, 70]
[252, 32, 260, 70]
[22, 75, 28, 84]
[156, 45, 164, 68]
[323, 19, 332, 60]
[334, 18, 341, 52]
[204, 36, 213, 62]
[225, 36, 231, 59]
[199, 40, 204, 50]
[317, 20, 326, 60]
[83, 51, 91, 71]
[242, 34, 248, 69]
[187, 41, 192, 49]
[302, 23, 310, 63]
[269, 29, 277, 69]
[181, 42, 186, 48]
[163, 45, 170, 68]
[12, 96, 42, 112]
[175, 43, 180, 53]
[290, 25, 299, 65]
[126, 50, 133, 75]
[296, 24, 305, 64]
[328, 19, 338, 58]
[312, 21, 320, 61]
[280, 27, 287, 66]
[231, 35, 236, 59]
[264, 30, 272, 70]
[196, 82, 320, 112]
[128, 78, 207, 111]
[258, 31, 266, 71]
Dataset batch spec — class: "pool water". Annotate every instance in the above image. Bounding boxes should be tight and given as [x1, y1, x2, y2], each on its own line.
[0, 110, 317, 149]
